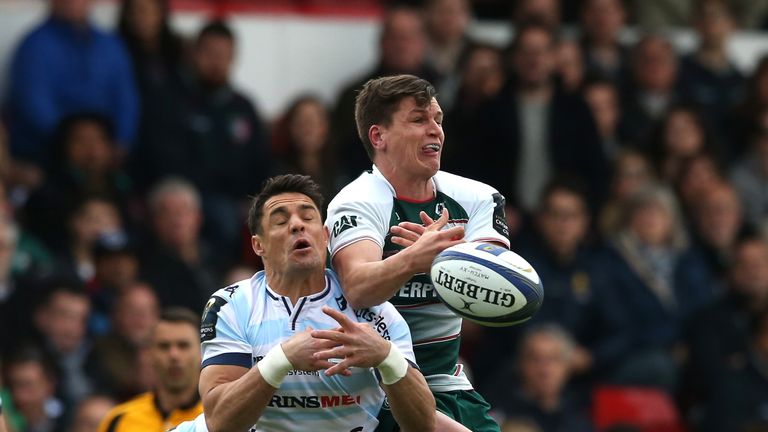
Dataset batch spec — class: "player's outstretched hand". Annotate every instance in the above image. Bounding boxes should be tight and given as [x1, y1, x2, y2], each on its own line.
[389, 208, 464, 273]
[311, 307, 391, 377]
[281, 326, 350, 375]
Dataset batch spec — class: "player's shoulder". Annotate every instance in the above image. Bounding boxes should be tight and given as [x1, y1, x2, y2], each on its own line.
[208, 274, 259, 306]
[434, 170, 500, 200]
[328, 170, 394, 208]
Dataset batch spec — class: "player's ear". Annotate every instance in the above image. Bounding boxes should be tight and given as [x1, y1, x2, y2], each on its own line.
[369, 125, 385, 151]
[323, 225, 330, 244]
[251, 235, 265, 257]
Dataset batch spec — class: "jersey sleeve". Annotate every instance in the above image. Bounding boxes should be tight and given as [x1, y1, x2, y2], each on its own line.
[200, 289, 252, 369]
[465, 190, 510, 248]
[325, 198, 388, 258]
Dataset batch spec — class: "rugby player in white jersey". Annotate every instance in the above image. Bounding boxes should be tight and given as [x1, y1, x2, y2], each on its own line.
[181, 174, 435, 432]
[326, 75, 510, 431]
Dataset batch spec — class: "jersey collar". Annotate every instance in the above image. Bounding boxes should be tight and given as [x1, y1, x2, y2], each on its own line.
[371, 165, 438, 199]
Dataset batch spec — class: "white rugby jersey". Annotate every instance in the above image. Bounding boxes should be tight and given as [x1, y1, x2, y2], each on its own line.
[326, 166, 509, 392]
[200, 269, 415, 432]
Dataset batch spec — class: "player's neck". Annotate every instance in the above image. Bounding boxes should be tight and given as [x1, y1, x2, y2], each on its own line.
[266, 267, 326, 304]
[378, 166, 435, 202]
[155, 383, 199, 415]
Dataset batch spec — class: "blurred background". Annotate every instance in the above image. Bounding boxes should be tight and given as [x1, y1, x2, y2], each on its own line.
[1, 0, 768, 431]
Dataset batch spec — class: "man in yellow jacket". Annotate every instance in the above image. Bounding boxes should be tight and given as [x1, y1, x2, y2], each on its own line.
[98, 307, 203, 432]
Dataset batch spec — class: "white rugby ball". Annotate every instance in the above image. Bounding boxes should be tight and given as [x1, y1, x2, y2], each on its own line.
[430, 242, 543, 327]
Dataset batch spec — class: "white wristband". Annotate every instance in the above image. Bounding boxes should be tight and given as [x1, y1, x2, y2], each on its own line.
[376, 342, 409, 385]
[257, 343, 294, 388]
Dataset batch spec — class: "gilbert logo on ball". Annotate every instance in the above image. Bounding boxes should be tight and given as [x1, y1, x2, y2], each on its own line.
[430, 242, 544, 327]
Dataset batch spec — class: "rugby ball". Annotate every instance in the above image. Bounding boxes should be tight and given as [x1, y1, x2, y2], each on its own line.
[430, 242, 543, 327]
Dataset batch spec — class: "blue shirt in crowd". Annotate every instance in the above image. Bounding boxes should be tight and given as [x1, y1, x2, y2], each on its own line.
[5, 16, 139, 164]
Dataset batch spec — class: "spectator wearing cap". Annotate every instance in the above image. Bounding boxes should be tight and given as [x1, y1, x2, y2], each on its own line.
[87, 232, 140, 336]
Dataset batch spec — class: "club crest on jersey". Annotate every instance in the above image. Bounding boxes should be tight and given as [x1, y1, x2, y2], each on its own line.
[332, 215, 358, 238]
[335, 295, 348, 311]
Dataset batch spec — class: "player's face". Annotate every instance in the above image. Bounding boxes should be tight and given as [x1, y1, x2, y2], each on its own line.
[151, 321, 201, 393]
[255, 193, 328, 275]
[379, 97, 444, 178]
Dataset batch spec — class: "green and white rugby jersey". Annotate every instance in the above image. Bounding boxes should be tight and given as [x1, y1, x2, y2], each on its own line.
[326, 166, 509, 392]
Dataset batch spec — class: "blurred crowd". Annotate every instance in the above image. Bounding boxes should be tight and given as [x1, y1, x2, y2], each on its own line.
[1, 0, 768, 431]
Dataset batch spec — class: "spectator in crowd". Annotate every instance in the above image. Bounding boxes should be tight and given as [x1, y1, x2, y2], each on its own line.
[88, 282, 159, 401]
[4, 0, 138, 171]
[141, 178, 216, 314]
[690, 181, 748, 285]
[142, 20, 266, 261]
[684, 234, 768, 428]
[731, 55, 768, 160]
[423, 0, 474, 110]
[2, 345, 66, 432]
[489, 325, 593, 432]
[468, 21, 607, 218]
[0, 180, 55, 281]
[679, 0, 744, 143]
[443, 43, 505, 170]
[271, 95, 342, 199]
[58, 195, 124, 283]
[634, 0, 768, 30]
[582, 77, 626, 160]
[32, 284, 93, 412]
[119, 0, 186, 193]
[599, 150, 656, 238]
[646, 104, 718, 183]
[579, 0, 630, 83]
[555, 40, 585, 93]
[517, 180, 603, 373]
[22, 114, 133, 250]
[86, 233, 141, 336]
[673, 152, 724, 219]
[731, 128, 768, 228]
[69, 396, 114, 432]
[98, 308, 202, 432]
[601, 185, 714, 392]
[702, 306, 768, 432]
[511, 0, 561, 30]
[622, 35, 680, 145]
[331, 5, 438, 180]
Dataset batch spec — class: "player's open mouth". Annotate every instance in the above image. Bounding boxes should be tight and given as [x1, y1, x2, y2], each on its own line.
[422, 144, 441, 154]
[293, 239, 311, 251]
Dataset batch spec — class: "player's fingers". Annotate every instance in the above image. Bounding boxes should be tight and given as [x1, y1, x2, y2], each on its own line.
[419, 211, 436, 226]
[312, 345, 349, 360]
[395, 221, 426, 234]
[390, 225, 420, 242]
[324, 359, 353, 377]
[440, 226, 465, 241]
[428, 208, 450, 230]
[313, 338, 343, 350]
[390, 236, 415, 248]
[311, 329, 348, 343]
[322, 306, 356, 330]
[312, 359, 337, 370]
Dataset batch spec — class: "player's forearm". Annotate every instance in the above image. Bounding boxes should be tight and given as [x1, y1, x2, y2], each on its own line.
[203, 367, 276, 431]
[383, 367, 436, 432]
[340, 251, 418, 308]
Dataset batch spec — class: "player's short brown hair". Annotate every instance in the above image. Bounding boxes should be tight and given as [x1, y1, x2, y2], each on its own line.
[354, 75, 437, 161]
